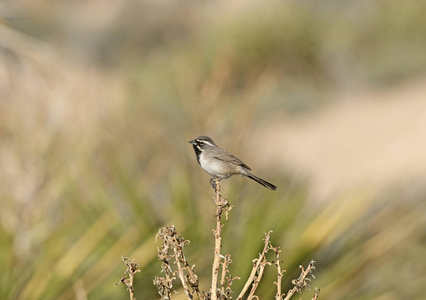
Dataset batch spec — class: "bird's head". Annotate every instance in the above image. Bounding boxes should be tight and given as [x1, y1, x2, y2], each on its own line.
[189, 136, 216, 151]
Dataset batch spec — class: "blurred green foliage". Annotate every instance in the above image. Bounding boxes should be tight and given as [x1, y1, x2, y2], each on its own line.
[1, 0, 426, 299]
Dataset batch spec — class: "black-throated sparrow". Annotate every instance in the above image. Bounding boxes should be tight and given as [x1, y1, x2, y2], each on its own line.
[189, 136, 277, 190]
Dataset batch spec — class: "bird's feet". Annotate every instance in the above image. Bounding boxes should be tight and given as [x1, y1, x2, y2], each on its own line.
[209, 178, 220, 193]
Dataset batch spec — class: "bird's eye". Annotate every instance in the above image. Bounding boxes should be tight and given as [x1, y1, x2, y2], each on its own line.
[199, 141, 204, 145]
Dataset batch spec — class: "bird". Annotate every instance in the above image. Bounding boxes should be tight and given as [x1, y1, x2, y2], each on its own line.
[189, 136, 277, 190]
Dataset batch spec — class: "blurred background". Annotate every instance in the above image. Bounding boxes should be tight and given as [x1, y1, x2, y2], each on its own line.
[1, 0, 426, 299]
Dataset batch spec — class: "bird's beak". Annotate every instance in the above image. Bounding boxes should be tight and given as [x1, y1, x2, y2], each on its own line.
[189, 139, 197, 145]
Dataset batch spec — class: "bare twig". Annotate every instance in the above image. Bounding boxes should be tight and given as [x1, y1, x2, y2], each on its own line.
[183, 262, 202, 298]
[247, 256, 270, 299]
[237, 231, 273, 300]
[211, 179, 232, 300]
[283, 260, 316, 300]
[271, 246, 284, 300]
[211, 179, 221, 300]
[154, 226, 204, 299]
[219, 255, 231, 289]
[217, 254, 240, 299]
[154, 227, 176, 299]
[116, 256, 141, 300]
[312, 287, 322, 300]
[172, 242, 193, 299]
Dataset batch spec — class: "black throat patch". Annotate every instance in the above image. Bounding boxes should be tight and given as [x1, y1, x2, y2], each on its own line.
[192, 145, 202, 165]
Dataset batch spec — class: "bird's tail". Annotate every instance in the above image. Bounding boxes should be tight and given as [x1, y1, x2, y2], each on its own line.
[246, 173, 277, 190]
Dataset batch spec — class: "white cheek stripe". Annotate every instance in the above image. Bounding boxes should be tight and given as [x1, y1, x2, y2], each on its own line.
[196, 145, 204, 151]
[197, 140, 215, 147]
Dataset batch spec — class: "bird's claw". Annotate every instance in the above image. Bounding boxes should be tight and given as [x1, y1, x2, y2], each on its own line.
[209, 178, 220, 193]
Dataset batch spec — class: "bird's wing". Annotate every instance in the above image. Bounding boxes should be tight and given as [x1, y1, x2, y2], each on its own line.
[213, 150, 252, 170]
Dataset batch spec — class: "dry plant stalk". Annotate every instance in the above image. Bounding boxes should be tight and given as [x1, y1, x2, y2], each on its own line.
[237, 231, 273, 300]
[154, 226, 204, 299]
[148, 181, 321, 300]
[283, 260, 317, 300]
[237, 235, 319, 300]
[115, 256, 141, 300]
[312, 287, 322, 300]
[219, 254, 238, 297]
[152, 180, 235, 300]
[211, 179, 233, 300]
[271, 245, 284, 300]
